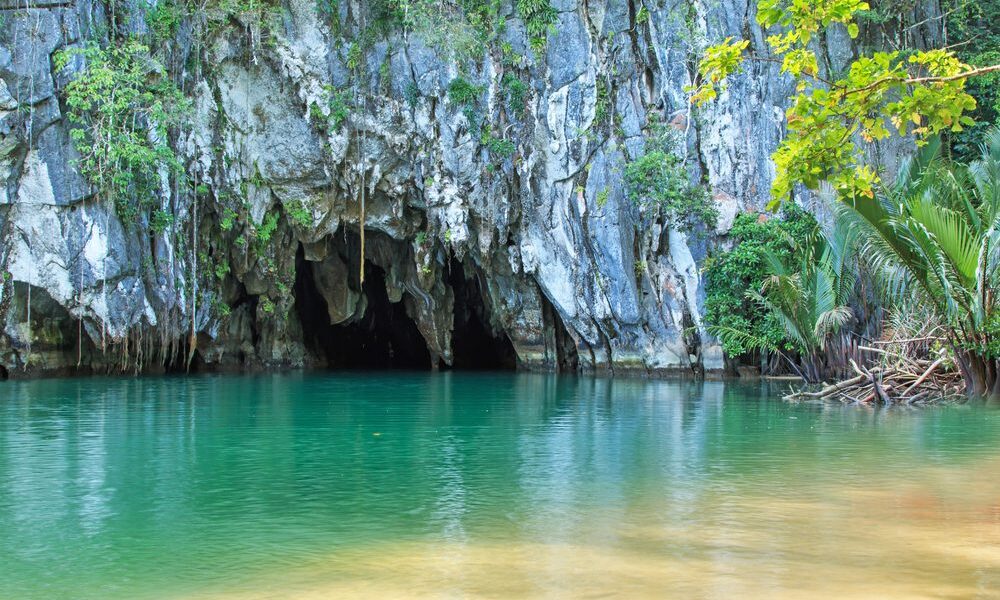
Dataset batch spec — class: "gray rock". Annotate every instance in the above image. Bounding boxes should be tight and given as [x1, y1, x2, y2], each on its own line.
[0, 0, 943, 376]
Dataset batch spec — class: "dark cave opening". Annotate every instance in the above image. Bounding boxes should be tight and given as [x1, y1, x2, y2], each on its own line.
[292, 240, 518, 371]
[163, 347, 204, 374]
[294, 248, 432, 369]
[445, 258, 518, 371]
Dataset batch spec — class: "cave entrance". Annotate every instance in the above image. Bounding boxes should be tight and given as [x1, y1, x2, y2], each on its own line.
[293, 243, 518, 371]
[294, 248, 432, 369]
[164, 347, 204, 374]
[446, 258, 517, 371]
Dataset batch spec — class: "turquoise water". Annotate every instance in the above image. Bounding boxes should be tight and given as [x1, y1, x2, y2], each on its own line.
[1, 373, 999, 599]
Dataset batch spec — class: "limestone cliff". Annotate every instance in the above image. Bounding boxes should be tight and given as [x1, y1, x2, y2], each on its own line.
[0, 0, 942, 376]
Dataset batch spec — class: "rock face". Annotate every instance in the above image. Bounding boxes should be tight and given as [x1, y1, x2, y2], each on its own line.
[0, 0, 940, 377]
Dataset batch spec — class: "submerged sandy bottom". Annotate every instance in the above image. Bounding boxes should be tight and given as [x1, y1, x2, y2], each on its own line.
[6, 375, 1000, 599]
[189, 462, 1000, 600]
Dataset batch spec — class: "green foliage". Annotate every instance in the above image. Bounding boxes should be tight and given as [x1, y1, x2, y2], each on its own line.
[447, 76, 483, 106]
[502, 73, 528, 117]
[337, 0, 504, 64]
[593, 79, 610, 128]
[396, 0, 503, 61]
[635, 6, 649, 25]
[947, 0, 1000, 160]
[314, 0, 339, 25]
[837, 129, 1000, 394]
[708, 213, 855, 382]
[486, 136, 515, 157]
[378, 57, 392, 91]
[516, 0, 557, 54]
[141, 0, 286, 47]
[596, 187, 609, 208]
[213, 297, 233, 317]
[481, 124, 516, 159]
[346, 41, 363, 70]
[149, 209, 175, 234]
[145, 0, 183, 41]
[314, 85, 352, 132]
[55, 39, 188, 224]
[254, 212, 280, 255]
[704, 207, 817, 357]
[214, 260, 231, 280]
[285, 201, 312, 227]
[219, 208, 238, 232]
[688, 37, 749, 105]
[404, 81, 420, 108]
[214, 0, 284, 34]
[691, 0, 996, 207]
[624, 130, 717, 230]
[448, 76, 484, 127]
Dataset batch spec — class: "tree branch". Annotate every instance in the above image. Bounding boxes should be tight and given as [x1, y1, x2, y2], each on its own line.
[845, 64, 1000, 98]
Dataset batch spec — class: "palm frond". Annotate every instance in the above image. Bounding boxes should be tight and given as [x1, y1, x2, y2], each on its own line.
[906, 196, 979, 284]
[706, 325, 779, 354]
[814, 305, 852, 340]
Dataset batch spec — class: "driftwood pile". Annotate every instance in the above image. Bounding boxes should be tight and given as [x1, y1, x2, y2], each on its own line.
[784, 336, 963, 405]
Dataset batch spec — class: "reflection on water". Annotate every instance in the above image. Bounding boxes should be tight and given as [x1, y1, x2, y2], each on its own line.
[0, 373, 998, 599]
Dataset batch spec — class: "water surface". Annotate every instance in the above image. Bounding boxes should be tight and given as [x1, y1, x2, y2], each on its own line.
[1, 373, 999, 598]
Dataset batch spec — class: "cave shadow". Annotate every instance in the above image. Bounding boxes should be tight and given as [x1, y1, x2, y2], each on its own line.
[295, 250, 431, 369]
[445, 257, 517, 371]
[293, 244, 517, 371]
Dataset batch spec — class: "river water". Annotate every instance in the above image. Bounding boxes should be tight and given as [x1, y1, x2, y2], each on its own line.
[1, 372, 998, 598]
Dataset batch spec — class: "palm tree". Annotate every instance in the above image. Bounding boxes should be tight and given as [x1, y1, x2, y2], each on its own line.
[710, 228, 854, 383]
[837, 128, 1000, 398]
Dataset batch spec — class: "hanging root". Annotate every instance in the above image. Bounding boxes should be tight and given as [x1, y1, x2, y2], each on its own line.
[186, 331, 198, 373]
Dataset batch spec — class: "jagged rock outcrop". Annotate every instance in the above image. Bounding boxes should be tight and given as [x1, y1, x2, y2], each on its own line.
[0, 0, 941, 377]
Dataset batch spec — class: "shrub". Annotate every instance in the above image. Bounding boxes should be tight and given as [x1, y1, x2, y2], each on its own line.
[703, 206, 816, 359]
[502, 73, 528, 116]
[55, 39, 188, 224]
[624, 150, 717, 230]
[447, 76, 483, 106]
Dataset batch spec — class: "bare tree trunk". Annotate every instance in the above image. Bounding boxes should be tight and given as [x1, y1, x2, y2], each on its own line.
[954, 348, 1000, 400]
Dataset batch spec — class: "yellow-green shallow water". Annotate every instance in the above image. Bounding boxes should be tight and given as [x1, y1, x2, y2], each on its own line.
[1, 372, 998, 598]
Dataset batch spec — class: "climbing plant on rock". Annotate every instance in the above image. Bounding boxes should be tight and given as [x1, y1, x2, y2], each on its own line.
[689, 0, 1000, 207]
[515, 0, 557, 54]
[55, 39, 189, 222]
[624, 120, 717, 231]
